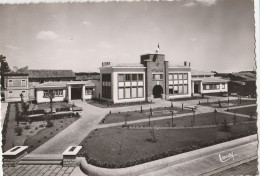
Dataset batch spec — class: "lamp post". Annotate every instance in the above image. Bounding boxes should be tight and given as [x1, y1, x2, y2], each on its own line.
[171, 109, 174, 127]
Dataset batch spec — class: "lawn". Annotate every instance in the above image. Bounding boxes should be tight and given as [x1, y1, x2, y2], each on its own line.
[79, 122, 256, 167]
[227, 106, 257, 116]
[130, 112, 253, 127]
[200, 99, 256, 108]
[24, 116, 80, 153]
[100, 107, 191, 124]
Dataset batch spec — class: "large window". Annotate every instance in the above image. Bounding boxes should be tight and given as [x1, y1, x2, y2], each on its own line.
[102, 74, 111, 99]
[203, 84, 220, 90]
[118, 73, 144, 99]
[222, 84, 225, 89]
[43, 89, 63, 98]
[85, 88, 93, 95]
[170, 73, 189, 95]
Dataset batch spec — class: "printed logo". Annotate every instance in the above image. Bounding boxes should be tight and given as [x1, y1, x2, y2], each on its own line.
[219, 151, 237, 162]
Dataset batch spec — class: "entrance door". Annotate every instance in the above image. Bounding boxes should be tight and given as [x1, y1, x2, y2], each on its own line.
[71, 88, 82, 100]
[153, 85, 163, 98]
[194, 84, 199, 93]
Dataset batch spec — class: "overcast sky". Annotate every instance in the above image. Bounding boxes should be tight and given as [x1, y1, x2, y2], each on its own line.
[0, 0, 256, 73]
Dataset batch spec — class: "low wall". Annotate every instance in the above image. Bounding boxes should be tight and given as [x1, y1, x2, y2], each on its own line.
[79, 134, 257, 176]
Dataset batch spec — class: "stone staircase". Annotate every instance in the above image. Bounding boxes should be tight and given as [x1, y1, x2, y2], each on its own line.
[18, 154, 63, 165]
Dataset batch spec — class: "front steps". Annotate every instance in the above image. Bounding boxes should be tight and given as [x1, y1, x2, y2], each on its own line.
[18, 154, 63, 165]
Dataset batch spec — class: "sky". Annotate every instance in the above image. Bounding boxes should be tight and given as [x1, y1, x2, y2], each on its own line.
[0, 0, 256, 73]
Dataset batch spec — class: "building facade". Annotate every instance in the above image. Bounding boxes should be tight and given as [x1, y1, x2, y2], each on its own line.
[99, 54, 192, 103]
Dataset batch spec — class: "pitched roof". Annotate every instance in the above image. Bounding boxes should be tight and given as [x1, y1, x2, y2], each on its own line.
[202, 77, 230, 83]
[28, 70, 75, 78]
[191, 69, 214, 76]
[35, 80, 95, 88]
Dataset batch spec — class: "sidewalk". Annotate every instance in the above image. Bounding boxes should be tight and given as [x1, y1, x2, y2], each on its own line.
[140, 141, 257, 176]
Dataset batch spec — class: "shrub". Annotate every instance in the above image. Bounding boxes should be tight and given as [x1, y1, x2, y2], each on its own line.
[39, 124, 44, 128]
[15, 127, 23, 136]
[24, 125, 30, 130]
[35, 127, 38, 130]
[46, 121, 54, 128]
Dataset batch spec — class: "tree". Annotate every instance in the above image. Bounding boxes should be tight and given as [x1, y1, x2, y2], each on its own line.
[20, 93, 24, 103]
[48, 90, 55, 114]
[22, 102, 30, 124]
[0, 55, 11, 90]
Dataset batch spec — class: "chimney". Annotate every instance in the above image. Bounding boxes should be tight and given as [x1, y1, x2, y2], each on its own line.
[102, 62, 110, 67]
[184, 61, 187, 67]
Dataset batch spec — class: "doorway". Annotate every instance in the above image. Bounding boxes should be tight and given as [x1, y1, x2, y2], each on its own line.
[71, 87, 82, 100]
[153, 85, 163, 98]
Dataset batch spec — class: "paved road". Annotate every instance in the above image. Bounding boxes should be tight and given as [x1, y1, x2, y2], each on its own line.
[141, 141, 257, 176]
[211, 159, 258, 176]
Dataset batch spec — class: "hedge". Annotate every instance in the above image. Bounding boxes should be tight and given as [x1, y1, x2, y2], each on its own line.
[2, 103, 11, 151]
[29, 112, 80, 122]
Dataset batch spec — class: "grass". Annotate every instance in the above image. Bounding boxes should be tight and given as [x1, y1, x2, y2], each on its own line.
[227, 106, 257, 116]
[100, 107, 191, 124]
[24, 117, 79, 153]
[79, 122, 256, 165]
[200, 99, 256, 108]
[130, 112, 253, 127]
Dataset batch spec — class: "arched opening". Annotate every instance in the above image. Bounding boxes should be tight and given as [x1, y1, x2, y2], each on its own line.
[153, 85, 163, 98]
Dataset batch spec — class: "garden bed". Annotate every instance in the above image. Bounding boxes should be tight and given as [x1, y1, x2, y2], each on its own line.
[24, 116, 80, 153]
[129, 112, 254, 127]
[227, 106, 257, 116]
[100, 107, 191, 124]
[200, 99, 256, 108]
[79, 122, 257, 168]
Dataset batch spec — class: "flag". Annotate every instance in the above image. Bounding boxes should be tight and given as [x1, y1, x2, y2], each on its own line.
[155, 43, 160, 53]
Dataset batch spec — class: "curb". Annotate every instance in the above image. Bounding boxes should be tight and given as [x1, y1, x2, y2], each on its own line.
[79, 134, 257, 176]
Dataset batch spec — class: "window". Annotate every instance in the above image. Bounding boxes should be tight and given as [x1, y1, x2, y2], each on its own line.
[132, 87, 137, 98]
[125, 74, 131, 81]
[43, 90, 49, 97]
[169, 74, 173, 80]
[119, 88, 124, 99]
[169, 85, 173, 94]
[179, 74, 183, 80]
[138, 74, 143, 81]
[102, 74, 111, 99]
[125, 88, 131, 98]
[216, 85, 220, 89]
[138, 87, 143, 97]
[174, 74, 178, 80]
[117, 73, 144, 99]
[8, 80, 13, 87]
[118, 74, 124, 82]
[222, 84, 225, 89]
[183, 85, 188, 94]
[153, 74, 163, 80]
[183, 74, 188, 80]
[85, 88, 93, 95]
[21, 80, 26, 87]
[132, 74, 137, 81]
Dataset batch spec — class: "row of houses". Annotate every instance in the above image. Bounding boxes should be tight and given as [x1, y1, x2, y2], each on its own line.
[3, 53, 238, 104]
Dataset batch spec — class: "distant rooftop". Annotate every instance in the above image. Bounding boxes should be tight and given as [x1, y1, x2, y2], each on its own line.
[101, 63, 145, 68]
[6, 69, 76, 78]
[191, 69, 214, 75]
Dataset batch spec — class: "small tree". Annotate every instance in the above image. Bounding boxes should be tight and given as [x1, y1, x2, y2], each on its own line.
[15, 127, 23, 136]
[149, 124, 158, 143]
[220, 118, 230, 132]
[48, 90, 55, 114]
[20, 93, 24, 103]
[22, 102, 30, 124]
[214, 109, 218, 125]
